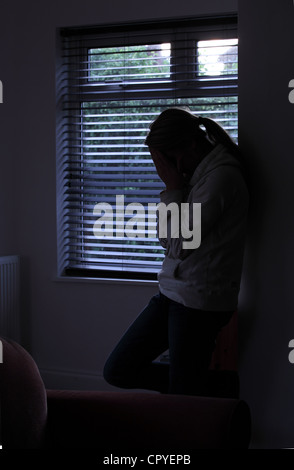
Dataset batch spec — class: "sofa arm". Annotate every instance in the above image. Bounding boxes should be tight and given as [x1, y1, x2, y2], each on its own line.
[46, 390, 251, 450]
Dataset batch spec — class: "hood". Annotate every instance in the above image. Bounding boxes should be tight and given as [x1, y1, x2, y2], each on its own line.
[189, 144, 241, 187]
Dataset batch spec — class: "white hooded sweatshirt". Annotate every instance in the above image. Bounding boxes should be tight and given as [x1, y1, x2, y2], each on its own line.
[157, 144, 249, 311]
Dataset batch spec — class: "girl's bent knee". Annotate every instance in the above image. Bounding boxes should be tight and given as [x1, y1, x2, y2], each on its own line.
[103, 360, 131, 389]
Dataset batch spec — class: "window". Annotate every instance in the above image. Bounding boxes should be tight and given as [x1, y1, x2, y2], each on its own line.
[57, 16, 238, 280]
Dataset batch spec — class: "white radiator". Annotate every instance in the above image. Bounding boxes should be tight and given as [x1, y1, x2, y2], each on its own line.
[0, 255, 20, 342]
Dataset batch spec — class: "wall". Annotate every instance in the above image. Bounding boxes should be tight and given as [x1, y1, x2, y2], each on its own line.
[0, 9, 16, 254]
[238, 0, 294, 449]
[2, 0, 294, 450]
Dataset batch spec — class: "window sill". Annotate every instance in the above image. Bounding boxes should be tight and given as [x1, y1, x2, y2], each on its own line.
[54, 275, 159, 287]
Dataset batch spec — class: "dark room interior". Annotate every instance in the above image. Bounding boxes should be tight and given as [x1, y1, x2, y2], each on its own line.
[0, 0, 294, 452]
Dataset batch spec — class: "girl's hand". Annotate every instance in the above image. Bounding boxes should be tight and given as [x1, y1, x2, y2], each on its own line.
[149, 148, 184, 191]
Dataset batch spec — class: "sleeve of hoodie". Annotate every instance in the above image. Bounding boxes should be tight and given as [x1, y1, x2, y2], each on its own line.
[157, 166, 248, 259]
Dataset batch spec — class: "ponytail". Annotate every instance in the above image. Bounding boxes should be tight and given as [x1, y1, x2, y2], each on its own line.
[199, 116, 239, 157]
[199, 116, 247, 179]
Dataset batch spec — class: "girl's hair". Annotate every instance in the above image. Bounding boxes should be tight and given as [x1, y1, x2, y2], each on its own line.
[145, 106, 243, 165]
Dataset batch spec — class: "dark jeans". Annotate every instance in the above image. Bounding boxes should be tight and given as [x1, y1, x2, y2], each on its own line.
[103, 292, 233, 396]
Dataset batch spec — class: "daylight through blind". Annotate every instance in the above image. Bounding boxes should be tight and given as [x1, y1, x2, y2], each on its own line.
[57, 17, 238, 277]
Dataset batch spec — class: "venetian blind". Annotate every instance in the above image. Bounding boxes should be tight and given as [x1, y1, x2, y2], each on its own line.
[57, 16, 238, 279]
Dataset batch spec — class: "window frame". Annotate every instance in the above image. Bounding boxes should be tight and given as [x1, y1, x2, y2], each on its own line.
[56, 15, 238, 281]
